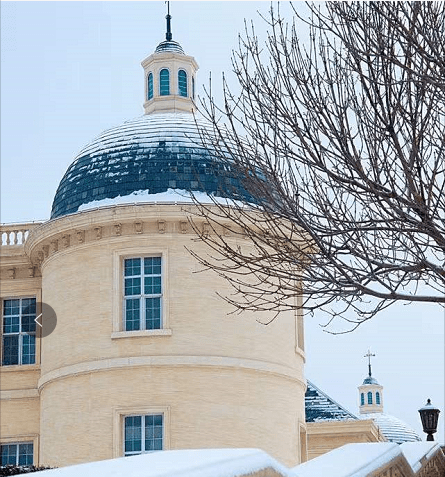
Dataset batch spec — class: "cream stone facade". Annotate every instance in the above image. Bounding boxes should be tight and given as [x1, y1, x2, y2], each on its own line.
[1, 205, 307, 468]
[0, 14, 309, 467]
[1, 10, 441, 476]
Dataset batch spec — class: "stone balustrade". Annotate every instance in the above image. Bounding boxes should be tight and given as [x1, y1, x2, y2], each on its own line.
[1, 222, 43, 246]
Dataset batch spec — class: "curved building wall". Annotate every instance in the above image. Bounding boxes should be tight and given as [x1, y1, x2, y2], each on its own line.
[26, 204, 306, 467]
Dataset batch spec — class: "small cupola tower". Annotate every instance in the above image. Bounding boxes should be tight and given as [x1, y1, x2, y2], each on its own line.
[141, 3, 199, 115]
[358, 349, 384, 414]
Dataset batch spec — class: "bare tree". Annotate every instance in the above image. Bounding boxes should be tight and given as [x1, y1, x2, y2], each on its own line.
[189, 1, 445, 330]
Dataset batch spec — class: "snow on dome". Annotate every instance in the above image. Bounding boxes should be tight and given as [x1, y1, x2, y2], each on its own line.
[362, 375, 380, 385]
[155, 39, 185, 54]
[77, 189, 249, 212]
[51, 113, 256, 219]
[360, 413, 421, 444]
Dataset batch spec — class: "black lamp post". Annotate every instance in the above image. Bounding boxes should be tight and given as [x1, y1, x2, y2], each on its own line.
[418, 399, 440, 441]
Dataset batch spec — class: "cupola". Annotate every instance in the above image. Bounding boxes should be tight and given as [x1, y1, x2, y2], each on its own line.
[141, 5, 198, 115]
[358, 349, 384, 414]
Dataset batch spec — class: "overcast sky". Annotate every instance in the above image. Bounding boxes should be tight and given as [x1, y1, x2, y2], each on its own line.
[1, 1, 444, 445]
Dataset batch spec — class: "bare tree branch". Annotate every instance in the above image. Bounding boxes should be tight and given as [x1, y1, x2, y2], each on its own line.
[188, 1, 445, 330]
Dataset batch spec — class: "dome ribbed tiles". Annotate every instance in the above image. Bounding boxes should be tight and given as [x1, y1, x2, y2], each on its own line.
[155, 40, 185, 54]
[360, 413, 421, 444]
[51, 113, 252, 219]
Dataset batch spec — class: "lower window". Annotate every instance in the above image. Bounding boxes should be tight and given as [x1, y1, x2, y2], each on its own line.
[124, 414, 163, 456]
[1, 442, 33, 466]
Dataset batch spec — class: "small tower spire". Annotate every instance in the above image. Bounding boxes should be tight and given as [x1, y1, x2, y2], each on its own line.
[364, 349, 375, 377]
[165, 1, 172, 41]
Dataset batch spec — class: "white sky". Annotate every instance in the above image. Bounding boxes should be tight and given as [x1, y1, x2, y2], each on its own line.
[1, 1, 444, 445]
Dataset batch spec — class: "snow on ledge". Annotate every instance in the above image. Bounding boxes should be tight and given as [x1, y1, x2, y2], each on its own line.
[33, 448, 289, 477]
[400, 441, 439, 473]
[77, 189, 249, 212]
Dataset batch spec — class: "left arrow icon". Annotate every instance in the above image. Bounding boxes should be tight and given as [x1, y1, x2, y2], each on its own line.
[35, 313, 43, 328]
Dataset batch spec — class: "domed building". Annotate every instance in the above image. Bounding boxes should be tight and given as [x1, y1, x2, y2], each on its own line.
[303, 351, 421, 460]
[0, 11, 307, 469]
[357, 351, 421, 444]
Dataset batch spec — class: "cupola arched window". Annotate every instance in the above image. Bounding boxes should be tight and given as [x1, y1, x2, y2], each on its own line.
[376, 392, 381, 405]
[367, 391, 373, 404]
[360, 393, 364, 406]
[160, 69, 170, 96]
[178, 70, 187, 97]
[192, 76, 195, 99]
[147, 73, 153, 100]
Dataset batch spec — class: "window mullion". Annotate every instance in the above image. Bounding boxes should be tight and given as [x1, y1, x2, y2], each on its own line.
[142, 416, 146, 453]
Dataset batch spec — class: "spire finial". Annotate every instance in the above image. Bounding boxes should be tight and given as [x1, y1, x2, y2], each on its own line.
[165, 1, 172, 41]
[364, 349, 375, 377]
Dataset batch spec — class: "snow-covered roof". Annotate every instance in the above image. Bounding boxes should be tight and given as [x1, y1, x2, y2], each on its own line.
[51, 113, 255, 219]
[359, 413, 421, 444]
[305, 380, 358, 422]
[29, 449, 288, 477]
[30, 442, 442, 477]
[292, 443, 400, 477]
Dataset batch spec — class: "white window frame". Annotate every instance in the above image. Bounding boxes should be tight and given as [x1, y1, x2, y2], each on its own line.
[1, 297, 37, 366]
[0, 441, 34, 466]
[113, 405, 170, 458]
[123, 256, 162, 332]
[111, 247, 171, 338]
[123, 414, 164, 456]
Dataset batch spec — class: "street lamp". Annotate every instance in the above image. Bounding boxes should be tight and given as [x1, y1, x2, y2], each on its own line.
[418, 399, 440, 441]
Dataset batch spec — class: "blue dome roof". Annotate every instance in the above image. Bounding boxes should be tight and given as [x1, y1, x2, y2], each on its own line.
[155, 40, 184, 54]
[51, 113, 253, 219]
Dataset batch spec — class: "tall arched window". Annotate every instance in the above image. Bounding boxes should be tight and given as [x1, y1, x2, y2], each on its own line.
[147, 73, 153, 100]
[367, 391, 373, 404]
[376, 392, 381, 405]
[178, 70, 187, 97]
[192, 76, 195, 99]
[160, 69, 170, 96]
[360, 393, 364, 406]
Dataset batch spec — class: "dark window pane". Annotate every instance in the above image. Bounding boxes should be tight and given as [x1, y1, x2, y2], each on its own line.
[22, 298, 36, 314]
[125, 416, 142, 453]
[18, 444, 33, 465]
[147, 73, 153, 100]
[178, 70, 187, 97]
[153, 439, 162, 450]
[2, 335, 19, 365]
[22, 315, 36, 333]
[22, 334, 36, 365]
[153, 415, 163, 426]
[1, 444, 17, 466]
[125, 277, 141, 296]
[146, 298, 161, 330]
[125, 299, 141, 331]
[144, 276, 161, 295]
[4, 299, 20, 316]
[3, 316, 20, 334]
[160, 69, 170, 96]
[124, 258, 141, 277]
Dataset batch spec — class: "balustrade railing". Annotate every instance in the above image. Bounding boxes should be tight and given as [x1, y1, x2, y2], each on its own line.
[1, 222, 43, 246]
